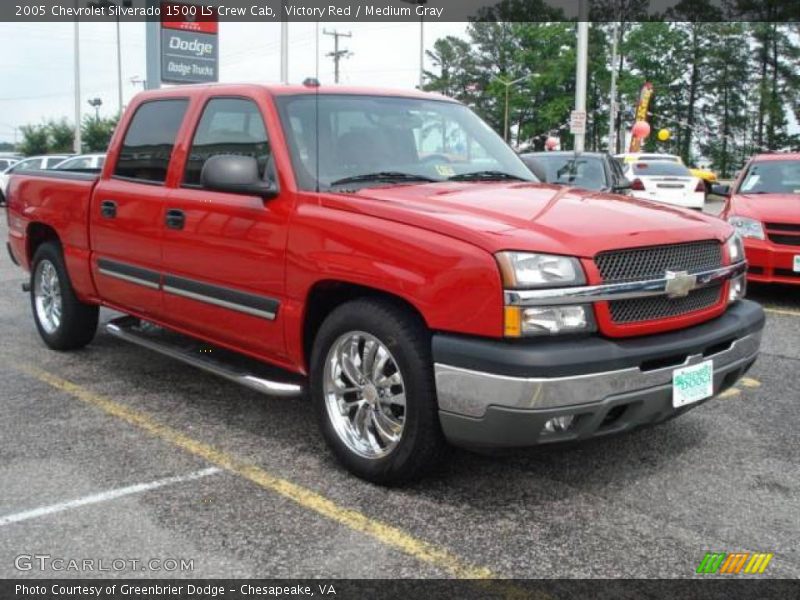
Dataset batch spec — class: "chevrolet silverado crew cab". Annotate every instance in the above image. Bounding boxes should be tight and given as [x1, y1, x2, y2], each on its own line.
[6, 84, 764, 483]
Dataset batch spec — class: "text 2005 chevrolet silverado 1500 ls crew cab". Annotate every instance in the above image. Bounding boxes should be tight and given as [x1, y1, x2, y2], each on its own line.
[6, 84, 764, 483]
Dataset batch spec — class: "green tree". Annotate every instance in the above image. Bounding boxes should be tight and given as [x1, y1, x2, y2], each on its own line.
[46, 119, 75, 153]
[18, 124, 49, 156]
[82, 115, 119, 152]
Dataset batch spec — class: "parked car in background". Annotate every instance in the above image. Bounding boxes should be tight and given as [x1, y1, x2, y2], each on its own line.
[0, 158, 19, 172]
[0, 154, 72, 204]
[615, 152, 717, 193]
[54, 153, 106, 172]
[520, 151, 631, 194]
[623, 160, 706, 210]
[717, 153, 800, 285]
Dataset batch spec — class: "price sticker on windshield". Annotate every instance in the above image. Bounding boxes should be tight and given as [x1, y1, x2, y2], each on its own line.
[794, 255, 800, 273]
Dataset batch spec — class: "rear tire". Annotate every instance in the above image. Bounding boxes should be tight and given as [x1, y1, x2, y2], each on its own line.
[30, 241, 99, 350]
[310, 298, 445, 484]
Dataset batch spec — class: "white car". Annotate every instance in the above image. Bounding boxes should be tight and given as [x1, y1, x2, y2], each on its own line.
[53, 153, 106, 171]
[0, 158, 18, 171]
[0, 154, 73, 202]
[623, 160, 705, 210]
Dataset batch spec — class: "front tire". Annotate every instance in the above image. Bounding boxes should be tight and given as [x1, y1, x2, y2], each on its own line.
[30, 242, 99, 350]
[310, 298, 445, 483]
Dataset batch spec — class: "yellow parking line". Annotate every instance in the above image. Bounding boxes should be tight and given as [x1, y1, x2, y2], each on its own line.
[17, 365, 497, 581]
[739, 377, 761, 389]
[764, 306, 800, 318]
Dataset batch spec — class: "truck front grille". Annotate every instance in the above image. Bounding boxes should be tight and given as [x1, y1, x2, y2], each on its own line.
[609, 284, 723, 324]
[595, 240, 724, 326]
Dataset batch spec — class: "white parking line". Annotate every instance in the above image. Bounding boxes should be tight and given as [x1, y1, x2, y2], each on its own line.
[0, 467, 220, 526]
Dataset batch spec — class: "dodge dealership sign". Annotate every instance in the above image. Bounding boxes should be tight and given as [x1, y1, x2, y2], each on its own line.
[160, 2, 218, 84]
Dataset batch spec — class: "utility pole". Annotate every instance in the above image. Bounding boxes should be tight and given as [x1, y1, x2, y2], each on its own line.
[573, 0, 590, 153]
[323, 29, 352, 84]
[607, 21, 619, 154]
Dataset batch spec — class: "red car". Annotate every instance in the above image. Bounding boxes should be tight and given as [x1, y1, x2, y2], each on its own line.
[718, 153, 800, 285]
[6, 84, 763, 483]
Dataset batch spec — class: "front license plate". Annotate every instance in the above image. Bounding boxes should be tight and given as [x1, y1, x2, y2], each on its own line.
[672, 360, 714, 408]
[794, 255, 800, 272]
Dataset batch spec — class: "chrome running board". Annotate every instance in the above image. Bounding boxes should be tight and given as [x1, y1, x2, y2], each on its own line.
[105, 316, 304, 397]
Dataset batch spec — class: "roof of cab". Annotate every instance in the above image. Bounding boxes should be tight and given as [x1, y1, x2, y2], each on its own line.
[132, 82, 457, 103]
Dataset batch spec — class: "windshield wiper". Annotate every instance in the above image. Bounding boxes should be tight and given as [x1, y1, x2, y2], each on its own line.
[447, 170, 528, 182]
[330, 172, 437, 186]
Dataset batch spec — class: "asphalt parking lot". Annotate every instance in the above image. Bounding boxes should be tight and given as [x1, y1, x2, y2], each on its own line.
[1, 214, 798, 580]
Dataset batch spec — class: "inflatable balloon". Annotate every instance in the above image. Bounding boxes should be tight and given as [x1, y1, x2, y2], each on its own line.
[657, 128, 670, 142]
[632, 120, 651, 139]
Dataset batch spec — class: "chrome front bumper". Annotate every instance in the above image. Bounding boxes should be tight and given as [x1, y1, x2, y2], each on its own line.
[435, 331, 761, 419]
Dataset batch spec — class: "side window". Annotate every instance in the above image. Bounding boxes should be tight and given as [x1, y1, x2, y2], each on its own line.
[45, 157, 66, 168]
[114, 99, 188, 184]
[184, 98, 270, 186]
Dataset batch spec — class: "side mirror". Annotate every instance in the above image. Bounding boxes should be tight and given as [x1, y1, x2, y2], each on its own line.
[711, 183, 731, 197]
[612, 179, 632, 192]
[201, 155, 277, 199]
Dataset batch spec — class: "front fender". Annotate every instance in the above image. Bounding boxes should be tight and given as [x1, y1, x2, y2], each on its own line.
[283, 201, 505, 370]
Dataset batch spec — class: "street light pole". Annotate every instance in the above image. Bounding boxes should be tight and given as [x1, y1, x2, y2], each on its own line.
[73, 2, 82, 154]
[280, 0, 288, 83]
[493, 73, 538, 144]
[400, 0, 427, 89]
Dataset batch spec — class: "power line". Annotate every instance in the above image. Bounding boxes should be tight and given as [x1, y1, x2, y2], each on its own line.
[323, 29, 352, 84]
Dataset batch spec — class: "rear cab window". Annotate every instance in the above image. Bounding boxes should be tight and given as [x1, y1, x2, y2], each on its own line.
[114, 99, 189, 184]
[631, 162, 691, 177]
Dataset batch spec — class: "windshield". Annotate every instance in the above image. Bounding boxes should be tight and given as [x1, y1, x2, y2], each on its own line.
[275, 94, 536, 191]
[630, 162, 691, 177]
[526, 154, 607, 189]
[737, 160, 800, 195]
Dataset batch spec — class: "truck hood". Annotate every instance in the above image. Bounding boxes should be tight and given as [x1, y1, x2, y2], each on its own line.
[321, 181, 732, 257]
[730, 193, 800, 223]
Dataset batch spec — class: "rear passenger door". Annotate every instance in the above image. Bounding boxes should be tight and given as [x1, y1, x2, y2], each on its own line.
[160, 96, 290, 362]
[90, 99, 189, 318]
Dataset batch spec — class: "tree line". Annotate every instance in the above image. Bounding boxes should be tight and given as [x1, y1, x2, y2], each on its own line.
[423, 12, 799, 176]
[17, 115, 118, 157]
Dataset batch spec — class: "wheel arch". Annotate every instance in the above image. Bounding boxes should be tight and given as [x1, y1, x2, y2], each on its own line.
[301, 280, 428, 372]
[27, 222, 61, 263]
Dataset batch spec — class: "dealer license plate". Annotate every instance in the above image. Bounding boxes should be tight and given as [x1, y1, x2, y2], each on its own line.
[793, 255, 800, 272]
[672, 360, 714, 408]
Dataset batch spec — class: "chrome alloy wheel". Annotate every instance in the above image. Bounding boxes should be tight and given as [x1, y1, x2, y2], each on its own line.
[323, 331, 406, 459]
[34, 259, 62, 335]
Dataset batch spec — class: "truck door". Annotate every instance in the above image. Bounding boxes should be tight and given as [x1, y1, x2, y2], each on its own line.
[159, 96, 290, 363]
[90, 99, 190, 317]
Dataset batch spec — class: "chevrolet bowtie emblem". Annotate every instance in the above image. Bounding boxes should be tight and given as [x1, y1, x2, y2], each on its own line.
[664, 270, 698, 299]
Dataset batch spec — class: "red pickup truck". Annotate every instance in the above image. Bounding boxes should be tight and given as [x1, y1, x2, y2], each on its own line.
[6, 83, 764, 483]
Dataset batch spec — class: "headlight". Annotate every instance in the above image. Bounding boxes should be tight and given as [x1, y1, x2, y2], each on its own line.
[726, 233, 745, 263]
[728, 216, 765, 240]
[496, 252, 586, 289]
[504, 305, 596, 337]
